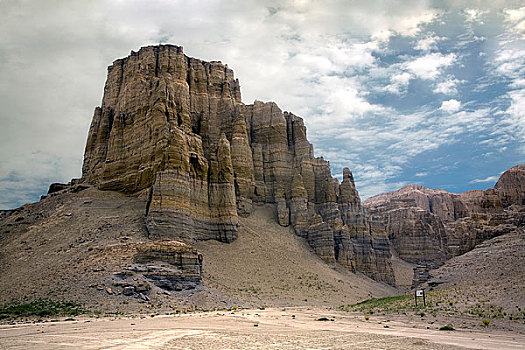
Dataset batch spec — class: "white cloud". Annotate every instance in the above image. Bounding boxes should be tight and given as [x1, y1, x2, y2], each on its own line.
[494, 48, 525, 77]
[504, 7, 525, 22]
[510, 78, 525, 88]
[415, 34, 444, 51]
[463, 8, 488, 23]
[384, 72, 412, 94]
[304, 74, 387, 128]
[378, 52, 459, 95]
[434, 77, 463, 95]
[314, 100, 495, 197]
[404, 53, 457, 80]
[397, 12, 438, 35]
[348, 163, 406, 200]
[488, 8, 525, 153]
[440, 99, 462, 112]
[503, 6, 525, 38]
[469, 175, 499, 184]
[501, 89, 525, 151]
[368, 9, 439, 41]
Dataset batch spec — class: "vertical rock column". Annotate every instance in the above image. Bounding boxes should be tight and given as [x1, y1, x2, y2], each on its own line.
[208, 134, 239, 242]
[230, 113, 255, 216]
[289, 171, 311, 237]
[337, 168, 394, 284]
[146, 128, 215, 241]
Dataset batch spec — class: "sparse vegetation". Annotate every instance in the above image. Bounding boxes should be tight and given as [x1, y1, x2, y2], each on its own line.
[339, 294, 413, 314]
[338, 289, 525, 324]
[0, 299, 87, 319]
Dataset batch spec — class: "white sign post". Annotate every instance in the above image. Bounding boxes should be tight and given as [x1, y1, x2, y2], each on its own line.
[414, 289, 426, 307]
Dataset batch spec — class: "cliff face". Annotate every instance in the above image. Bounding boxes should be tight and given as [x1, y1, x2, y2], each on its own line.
[83, 45, 241, 242]
[364, 165, 524, 265]
[82, 45, 394, 284]
[364, 184, 467, 223]
[367, 199, 449, 266]
[494, 164, 525, 207]
[365, 185, 460, 266]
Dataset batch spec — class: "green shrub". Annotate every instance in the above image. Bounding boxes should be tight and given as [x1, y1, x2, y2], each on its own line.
[0, 299, 86, 318]
[439, 324, 455, 331]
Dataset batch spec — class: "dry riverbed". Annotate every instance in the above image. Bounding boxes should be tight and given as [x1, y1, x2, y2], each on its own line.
[1, 307, 525, 350]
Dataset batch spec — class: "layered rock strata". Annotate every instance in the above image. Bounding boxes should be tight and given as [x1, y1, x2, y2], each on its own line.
[364, 165, 524, 268]
[81, 45, 394, 284]
[367, 198, 448, 266]
[128, 241, 203, 291]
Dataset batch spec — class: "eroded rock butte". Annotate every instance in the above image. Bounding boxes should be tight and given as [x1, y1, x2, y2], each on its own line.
[81, 45, 394, 284]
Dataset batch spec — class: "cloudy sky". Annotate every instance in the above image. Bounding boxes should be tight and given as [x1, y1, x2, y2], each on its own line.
[0, 0, 524, 209]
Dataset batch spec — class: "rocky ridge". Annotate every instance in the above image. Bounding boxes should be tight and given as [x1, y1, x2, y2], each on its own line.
[364, 165, 525, 284]
[81, 45, 394, 284]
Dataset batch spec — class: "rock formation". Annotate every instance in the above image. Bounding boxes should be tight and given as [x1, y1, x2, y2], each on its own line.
[81, 45, 394, 284]
[365, 185, 453, 266]
[127, 240, 203, 291]
[364, 165, 525, 284]
[494, 164, 525, 207]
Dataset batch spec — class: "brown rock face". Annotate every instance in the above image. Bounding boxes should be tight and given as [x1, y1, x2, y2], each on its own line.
[81, 45, 394, 284]
[83, 45, 241, 242]
[495, 164, 525, 207]
[365, 184, 467, 223]
[364, 165, 524, 283]
[367, 198, 448, 266]
[365, 185, 456, 266]
[129, 240, 203, 291]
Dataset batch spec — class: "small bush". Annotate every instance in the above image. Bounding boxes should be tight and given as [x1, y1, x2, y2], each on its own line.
[364, 315, 370, 321]
[316, 317, 330, 321]
[439, 324, 455, 331]
[482, 319, 490, 327]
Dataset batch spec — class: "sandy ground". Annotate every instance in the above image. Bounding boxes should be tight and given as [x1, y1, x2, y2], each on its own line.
[195, 205, 398, 308]
[2, 308, 525, 350]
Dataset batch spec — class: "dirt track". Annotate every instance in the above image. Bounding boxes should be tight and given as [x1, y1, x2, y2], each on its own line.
[2, 308, 524, 350]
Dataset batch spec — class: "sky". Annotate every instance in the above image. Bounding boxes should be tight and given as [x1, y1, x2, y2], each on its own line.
[0, 0, 524, 209]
